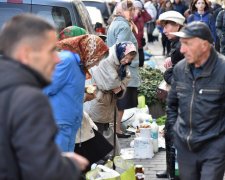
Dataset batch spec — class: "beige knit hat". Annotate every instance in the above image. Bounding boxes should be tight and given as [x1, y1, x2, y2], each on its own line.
[158, 11, 185, 26]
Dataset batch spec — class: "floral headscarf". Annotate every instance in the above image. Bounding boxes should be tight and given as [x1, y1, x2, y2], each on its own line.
[57, 34, 109, 69]
[116, 41, 137, 80]
[114, 0, 138, 33]
[116, 41, 137, 61]
[58, 26, 87, 41]
[114, 0, 134, 17]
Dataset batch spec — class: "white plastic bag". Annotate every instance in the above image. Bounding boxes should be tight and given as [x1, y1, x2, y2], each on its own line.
[121, 106, 150, 130]
[152, 27, 160, 37]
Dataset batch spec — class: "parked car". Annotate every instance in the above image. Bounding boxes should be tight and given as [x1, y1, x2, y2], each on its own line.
[82, 0, 111, 24]
[86, 6, 106, 35]
[0, 0, 95, 34]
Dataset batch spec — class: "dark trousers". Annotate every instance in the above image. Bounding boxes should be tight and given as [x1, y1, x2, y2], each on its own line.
[165, 130, 176, 179]
[147, 21, 157, 42]
[138, 48, 144, 67]
[175, 135, 225, 180]
[161, 33, 171, 55]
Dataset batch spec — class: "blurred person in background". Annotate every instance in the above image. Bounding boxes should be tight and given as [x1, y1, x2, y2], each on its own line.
[216, 3, 225, 55]
[187, 0, 217, 44]
[133, 0, 152, 67]
[158, 0, 173, 56]
[156, 10, 185, 179]
[84, 41, 137, 155]
[44, 32, 109, 152]
[144, 0, 158, 43]
[172, 0, 188, 16]
[107, 0, 140, 138]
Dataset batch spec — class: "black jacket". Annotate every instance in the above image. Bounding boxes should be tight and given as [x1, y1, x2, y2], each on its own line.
[0, 56, 80, 180]
[167, 48, 225, 152]
[163, 38, 184, 85]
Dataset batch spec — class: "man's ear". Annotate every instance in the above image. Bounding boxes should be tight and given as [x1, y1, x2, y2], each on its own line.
[13, 44, 32, 65]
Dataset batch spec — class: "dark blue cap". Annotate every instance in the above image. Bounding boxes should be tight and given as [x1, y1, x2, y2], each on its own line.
[170, 21, 214, 44]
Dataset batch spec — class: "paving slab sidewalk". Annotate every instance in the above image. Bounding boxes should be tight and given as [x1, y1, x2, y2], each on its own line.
[119, 136, 168, 180]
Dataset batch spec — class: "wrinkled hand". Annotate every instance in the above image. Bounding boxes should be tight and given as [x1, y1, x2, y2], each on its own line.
[84, 92, 96, 102]
[112, 86, 122, 94]
[62, 152, 89, 170]
[164, 57, 172, 69]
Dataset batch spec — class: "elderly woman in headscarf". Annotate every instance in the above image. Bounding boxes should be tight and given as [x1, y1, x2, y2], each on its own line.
[43, 26, 108, 152]
[106, 0, 140, 138]
[84, 41, 137, 154]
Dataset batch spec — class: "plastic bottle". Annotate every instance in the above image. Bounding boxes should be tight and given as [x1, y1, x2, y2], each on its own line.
[151, 119, 159, 153]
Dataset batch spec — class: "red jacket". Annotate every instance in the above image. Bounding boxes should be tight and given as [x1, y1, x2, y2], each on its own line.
[133, 9, 152, 48]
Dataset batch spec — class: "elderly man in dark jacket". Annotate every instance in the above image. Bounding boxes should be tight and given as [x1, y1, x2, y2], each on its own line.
[167, 21, 225, 180]
[156, 10, 185, 179]
[0, 14, 88, 180]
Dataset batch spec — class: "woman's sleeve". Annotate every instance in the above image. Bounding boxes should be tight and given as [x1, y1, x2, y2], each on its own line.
[115, 23, 133, 42]
[44, 54, 78, 96]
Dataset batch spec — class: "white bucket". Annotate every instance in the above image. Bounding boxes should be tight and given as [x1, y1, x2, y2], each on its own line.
[140, 128, 151, 139]
[134, 137, 154, 159]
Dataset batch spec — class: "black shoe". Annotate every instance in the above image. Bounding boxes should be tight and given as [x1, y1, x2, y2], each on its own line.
[156, 170, 168, 178]
[125, 131, 135, 135]
[116, 132, 131, 138]
[158, 147, 166, 152]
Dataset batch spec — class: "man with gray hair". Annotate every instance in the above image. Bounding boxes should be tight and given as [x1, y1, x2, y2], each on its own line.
[167, 21, 225, 180]
[0, 14, 88, 180]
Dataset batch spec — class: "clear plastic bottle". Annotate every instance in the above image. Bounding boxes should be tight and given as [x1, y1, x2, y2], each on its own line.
[151, 119, 159, 153]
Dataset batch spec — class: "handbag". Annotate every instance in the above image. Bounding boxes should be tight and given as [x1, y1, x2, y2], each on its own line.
[141, 37, 146, 47]
[156, 80, 171, 101]
[75, 129, 113, 166]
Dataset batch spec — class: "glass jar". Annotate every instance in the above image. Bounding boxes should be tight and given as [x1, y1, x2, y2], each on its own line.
[135, 165, 145, 180]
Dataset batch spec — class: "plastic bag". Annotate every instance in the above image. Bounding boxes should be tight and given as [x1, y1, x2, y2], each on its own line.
[156, 80, 171, 101]
[121, 106, 150, 131]
[86, 156, 135, 180]
[152, 27, 160, 37]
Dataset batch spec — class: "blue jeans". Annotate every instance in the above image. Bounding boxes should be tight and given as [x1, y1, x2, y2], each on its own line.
[55, 124, 78, 152]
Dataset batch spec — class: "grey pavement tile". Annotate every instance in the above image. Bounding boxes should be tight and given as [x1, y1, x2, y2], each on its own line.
[119, 136, 168, 180]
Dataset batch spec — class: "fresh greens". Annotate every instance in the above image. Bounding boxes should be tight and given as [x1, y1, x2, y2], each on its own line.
[138, 67, 164, 107]
[156, 115, 166, 125]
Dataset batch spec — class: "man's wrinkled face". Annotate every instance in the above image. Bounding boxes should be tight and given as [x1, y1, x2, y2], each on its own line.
[180, 37, 206, 65]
